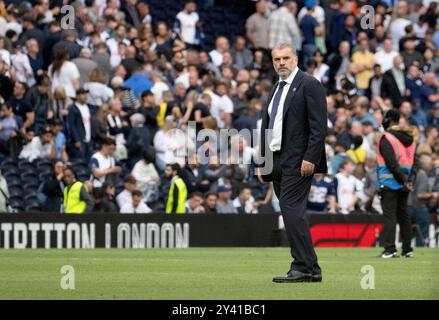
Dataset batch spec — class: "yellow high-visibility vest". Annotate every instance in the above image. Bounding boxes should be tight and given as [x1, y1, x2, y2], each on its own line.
[63, 181, 87, 214]
[166, 177, 187, 214]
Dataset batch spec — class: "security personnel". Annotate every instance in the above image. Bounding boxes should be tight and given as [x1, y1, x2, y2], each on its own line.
[165, 163, 187, 214]
[62, 167, 93, 214]
[377, 109, 416, 258]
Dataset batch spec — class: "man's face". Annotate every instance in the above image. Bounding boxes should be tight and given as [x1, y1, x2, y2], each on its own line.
[132, 195, 141, 208]
[190, 196, 202, 209]
[13, 82, 25, 96]
[77, 93, 87, 104]
[186, 2, 196, 13]
[272, 47, 297, 80]
[240, 189, 251, 202]
[38, 84, 50, 95]
[164, 166, 173, 178]
[63, 170, 74, 185]
[41, 132, 53, 144]
[216, 37, 229, 52]
[206, 195, 217, 208]
[218, 191, 230, 201]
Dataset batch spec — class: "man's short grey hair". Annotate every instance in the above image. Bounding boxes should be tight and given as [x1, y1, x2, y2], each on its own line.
[271, 42, 297, 55]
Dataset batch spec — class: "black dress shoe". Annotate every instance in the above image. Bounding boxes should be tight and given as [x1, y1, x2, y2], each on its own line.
[312, 273, 322, 282]
[273, 270, 313, 283]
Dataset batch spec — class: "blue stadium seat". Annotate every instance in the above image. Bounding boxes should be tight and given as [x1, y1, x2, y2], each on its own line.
[2, 165, 19, 175]
[25, 202, 41, 212]
[6, 177, 22, 189]
[38, 171, 52, 182]
[9, 187, 23, 198]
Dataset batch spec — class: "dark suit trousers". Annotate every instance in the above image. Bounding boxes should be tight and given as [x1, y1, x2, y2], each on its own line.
[272, 152, 321, 275]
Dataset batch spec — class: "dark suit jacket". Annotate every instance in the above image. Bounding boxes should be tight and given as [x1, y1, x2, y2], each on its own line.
[259, 70, 328, 182]
[381, 69, 406, 109]
[66, 103, 88, 146]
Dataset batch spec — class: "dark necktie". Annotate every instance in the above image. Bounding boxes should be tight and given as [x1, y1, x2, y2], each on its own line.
[268, 81, 287, 130]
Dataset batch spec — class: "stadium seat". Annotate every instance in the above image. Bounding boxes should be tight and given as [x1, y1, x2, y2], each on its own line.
[6, 177, 21, 189]
[8, 187, 23, 198]
[25, 202, 41, 212]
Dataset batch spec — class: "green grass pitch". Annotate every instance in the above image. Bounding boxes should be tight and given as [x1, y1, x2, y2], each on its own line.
[0, 248, 438, 299]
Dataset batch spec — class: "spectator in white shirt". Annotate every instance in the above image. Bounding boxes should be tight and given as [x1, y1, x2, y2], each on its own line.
[175, 0, 199, 46]
[131, 148, 160, 194]
[150, 72, 170, 105]
[116, 176, 137, 209]
[120, 189, 152, 213]
[335, 159, 359, 214]
[210, 81, 233, 129]
[388, 1, 412, 51]
[19, 126, 56, 162]
[209, 36, 230, 67]
[233, 186, 258, 214]
[48, 47, 80, 99]
[89, 138, 122, 189]
[10, 41, 35, 87]
[374, 38, 399, 73]
[84, 68, 114, 107]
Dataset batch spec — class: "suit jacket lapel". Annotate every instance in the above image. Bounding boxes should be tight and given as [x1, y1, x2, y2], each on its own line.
[283, 70, 305, 118]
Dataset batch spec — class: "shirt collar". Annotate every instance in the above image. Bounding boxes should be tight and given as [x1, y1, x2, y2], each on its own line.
[279, 66, 299, 85]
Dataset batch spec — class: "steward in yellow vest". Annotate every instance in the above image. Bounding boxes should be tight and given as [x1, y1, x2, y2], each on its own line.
[62, 167, 93, 214]
[165, 163, 187, 214]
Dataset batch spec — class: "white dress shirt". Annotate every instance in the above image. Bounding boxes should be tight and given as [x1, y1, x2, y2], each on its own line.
[268, 66, 299, 152]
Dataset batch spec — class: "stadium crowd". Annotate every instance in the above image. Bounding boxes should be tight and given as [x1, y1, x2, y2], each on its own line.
[0, 0, 438, 240]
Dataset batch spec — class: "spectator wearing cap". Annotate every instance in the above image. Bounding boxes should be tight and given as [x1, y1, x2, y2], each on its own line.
[216, 185, 237, 214]
[120, 189, 152, 214]
[10, 41, 35, 87]
[165, 163, 188, 214]
[48, 48, 80, 99]
[116, 176, 137, 209]
[89, 138, 122, 189]
[66, 88, 92, 159]
[72, 48, 98, 87]
[19, 125, 56, 162]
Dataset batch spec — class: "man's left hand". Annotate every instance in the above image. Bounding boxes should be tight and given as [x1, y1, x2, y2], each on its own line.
[300, 160, 315, 177]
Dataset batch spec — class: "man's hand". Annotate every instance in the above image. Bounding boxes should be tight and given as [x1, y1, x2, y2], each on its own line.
[405, 182, 414, 191]
[74, 141, 81, 149]
[300, 160, 315, 177]
[257, 174, 265, 184]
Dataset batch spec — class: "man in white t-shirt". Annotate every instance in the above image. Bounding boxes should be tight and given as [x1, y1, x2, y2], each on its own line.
[209, 36, 230, 67]
[89, 138, 122, 189]
[209, 81, 234, 129]
[19, 126, 56, 162]
[335, 159, 359, 214]
[388, 1, 411, 51]
[120, 189, 152, 213]
[175, 0, 199, 46]
[374, 38, 399, 72]
[150, 72, 170, 104]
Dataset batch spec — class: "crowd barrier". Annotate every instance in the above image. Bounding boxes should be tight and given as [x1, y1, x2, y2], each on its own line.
[0, 213, 437, 249]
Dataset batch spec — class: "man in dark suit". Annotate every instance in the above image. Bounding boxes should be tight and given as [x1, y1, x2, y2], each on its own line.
[258, 42, 327, 283]
[380, 55, 407, 109]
